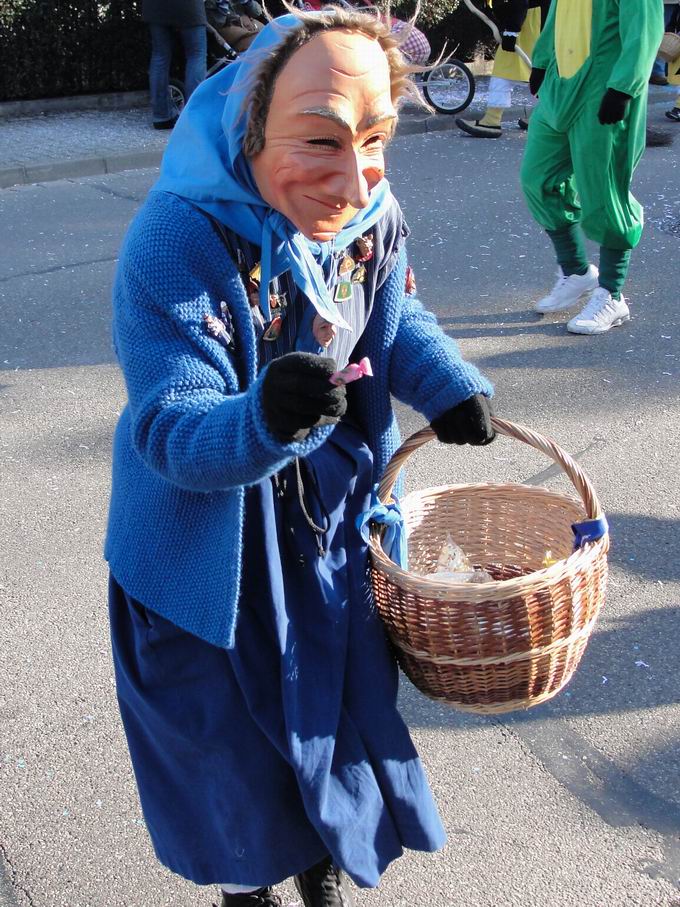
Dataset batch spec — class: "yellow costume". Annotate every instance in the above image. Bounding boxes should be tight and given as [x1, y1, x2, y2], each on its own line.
[491, 6, 541, 82]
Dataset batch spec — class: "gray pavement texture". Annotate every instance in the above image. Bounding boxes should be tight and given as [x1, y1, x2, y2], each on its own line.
[2, 79, 676, 188]
[1, 116, 680, 907]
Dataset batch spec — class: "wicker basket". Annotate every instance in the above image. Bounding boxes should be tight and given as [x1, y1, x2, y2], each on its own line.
[368, 417, 609, 715]
[659, 31, 680, 63]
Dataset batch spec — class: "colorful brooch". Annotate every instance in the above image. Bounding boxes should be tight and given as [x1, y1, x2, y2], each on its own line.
[355, 234, 374, 262]
[405, 266, 417, 296]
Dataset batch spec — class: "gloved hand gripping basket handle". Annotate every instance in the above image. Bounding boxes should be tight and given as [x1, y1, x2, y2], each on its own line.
[368, 417, 609, 715]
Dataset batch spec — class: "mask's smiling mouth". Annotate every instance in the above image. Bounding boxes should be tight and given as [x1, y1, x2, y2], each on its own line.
[303, 194, 346, 212]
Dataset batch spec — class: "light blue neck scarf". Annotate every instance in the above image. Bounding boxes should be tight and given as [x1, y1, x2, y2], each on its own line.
[152, 14, 394, 328]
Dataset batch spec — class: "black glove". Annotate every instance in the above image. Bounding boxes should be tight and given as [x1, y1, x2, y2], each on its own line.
[529, 67, 546, 96]
[501, 33, 517, 53]
[430, 394, 496, 446]
[261, 352, 347, 442]
[597, 88, 631, 125]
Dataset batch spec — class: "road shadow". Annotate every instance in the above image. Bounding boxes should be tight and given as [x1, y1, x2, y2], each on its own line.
[398, 602, 680, 728]
[607, 512, 680, 582]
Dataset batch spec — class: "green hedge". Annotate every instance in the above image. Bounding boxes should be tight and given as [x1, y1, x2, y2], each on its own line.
[0, 0, 490, 103]
[0, 0, 149, 101]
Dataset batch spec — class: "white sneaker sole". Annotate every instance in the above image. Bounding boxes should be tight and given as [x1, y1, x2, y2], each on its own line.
[534, 284, 600, 313]
[567, 313, 631, 334]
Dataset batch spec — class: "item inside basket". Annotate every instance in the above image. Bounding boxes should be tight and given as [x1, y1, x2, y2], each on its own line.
[421, 534, 493, 584]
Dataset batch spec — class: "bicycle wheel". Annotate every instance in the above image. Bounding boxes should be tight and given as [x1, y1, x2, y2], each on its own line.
[422, 60, 475, 115]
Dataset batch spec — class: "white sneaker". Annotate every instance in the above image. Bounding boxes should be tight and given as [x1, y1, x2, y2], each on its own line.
[534, 265, 600, 313]
[567, 288, 630, 335]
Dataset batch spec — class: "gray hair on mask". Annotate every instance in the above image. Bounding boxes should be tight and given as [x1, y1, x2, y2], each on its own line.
[242, 4, 426, 158]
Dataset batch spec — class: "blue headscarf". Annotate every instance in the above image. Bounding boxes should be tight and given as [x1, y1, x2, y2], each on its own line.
[152, 14, 394, 328]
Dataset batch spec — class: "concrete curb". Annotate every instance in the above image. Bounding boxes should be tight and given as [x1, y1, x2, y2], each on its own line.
[0, 91, 149, 119]
[0, 149, 165, 189]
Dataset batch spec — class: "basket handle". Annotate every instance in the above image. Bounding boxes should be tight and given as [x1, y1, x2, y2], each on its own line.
[377, 416, 603, 520]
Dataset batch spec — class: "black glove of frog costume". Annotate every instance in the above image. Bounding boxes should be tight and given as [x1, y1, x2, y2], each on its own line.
[430, 394, 496, 446]
[597, 88, 631, 125]
[261, 352, 347, 442]
[529, 67, 546, 96]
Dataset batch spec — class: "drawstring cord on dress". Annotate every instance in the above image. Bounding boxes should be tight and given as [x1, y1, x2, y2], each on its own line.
[294, 458, 330, 558]
[272, 461, 330, 560]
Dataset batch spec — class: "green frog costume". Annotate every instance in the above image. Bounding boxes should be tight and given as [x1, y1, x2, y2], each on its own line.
[520, 0, 664, 332]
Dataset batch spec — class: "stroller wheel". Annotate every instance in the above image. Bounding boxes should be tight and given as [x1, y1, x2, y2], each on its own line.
[169, 79, 186, 114]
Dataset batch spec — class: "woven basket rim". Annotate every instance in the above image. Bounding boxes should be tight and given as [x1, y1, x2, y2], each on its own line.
[369, 538, 608, 601]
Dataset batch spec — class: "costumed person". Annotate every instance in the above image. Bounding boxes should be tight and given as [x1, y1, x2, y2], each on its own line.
[521, 0, 664, 334]
[456, 0, 551, 138]
[105, 9, 496, 907]
[142, 0, 207, 129]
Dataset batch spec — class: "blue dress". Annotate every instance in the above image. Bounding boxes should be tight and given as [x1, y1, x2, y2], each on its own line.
[108, 221, 446, 889]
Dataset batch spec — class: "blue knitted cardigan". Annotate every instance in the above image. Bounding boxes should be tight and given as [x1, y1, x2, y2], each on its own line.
[105, 191, 493, 649]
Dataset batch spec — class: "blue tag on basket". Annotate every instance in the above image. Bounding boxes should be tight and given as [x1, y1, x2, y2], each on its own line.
[357, 486, 408, 568]
[572, 516, 609, 549]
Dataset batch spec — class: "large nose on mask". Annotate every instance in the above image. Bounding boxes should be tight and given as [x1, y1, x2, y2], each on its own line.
[328, 150, 371, 210]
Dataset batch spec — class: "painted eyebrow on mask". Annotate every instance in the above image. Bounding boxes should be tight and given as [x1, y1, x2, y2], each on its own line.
[300, 106, 398, 133]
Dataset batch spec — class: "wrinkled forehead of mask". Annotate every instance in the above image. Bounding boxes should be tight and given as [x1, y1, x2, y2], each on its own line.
[243, 21, 400, 157]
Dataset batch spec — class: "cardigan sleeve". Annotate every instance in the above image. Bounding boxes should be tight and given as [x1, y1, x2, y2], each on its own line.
[112, 206, 332, 493]
[386, 248, 494, 421]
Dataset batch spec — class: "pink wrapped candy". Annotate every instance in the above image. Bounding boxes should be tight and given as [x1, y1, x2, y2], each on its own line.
[329, 357, 373, 386]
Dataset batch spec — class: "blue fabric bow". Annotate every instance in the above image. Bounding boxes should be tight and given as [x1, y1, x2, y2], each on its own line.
[152, 14, 393, 328]
[572, 516, 609, 549]
[356, 487, 408, 568]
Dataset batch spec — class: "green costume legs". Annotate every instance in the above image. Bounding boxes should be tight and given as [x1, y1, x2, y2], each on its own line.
[599, 247, 631, 299]
[546, 225, 589, 277]
[521, 96, 645, 297]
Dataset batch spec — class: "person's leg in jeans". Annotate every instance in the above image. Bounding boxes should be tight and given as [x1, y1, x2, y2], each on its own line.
[651, 5, 675, 80]
[148, 24, 175, 123]
[180, 26, 207, 102]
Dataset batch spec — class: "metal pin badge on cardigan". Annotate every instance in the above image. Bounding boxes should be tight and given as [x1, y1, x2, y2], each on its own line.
[334, 281, 353, 302]
[335, 254, 356, 301]
[203, 312, 235, 352]
[351, 264, 367, 284]
[355, 234, 374, 262]
[338, 255, 355, 275]
[263, 315, 283, 342]
[269, 292, 288, 312]
[405, 266, 417, 295]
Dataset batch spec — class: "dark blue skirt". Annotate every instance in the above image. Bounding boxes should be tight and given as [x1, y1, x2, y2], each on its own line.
[109, 422, 446, 888]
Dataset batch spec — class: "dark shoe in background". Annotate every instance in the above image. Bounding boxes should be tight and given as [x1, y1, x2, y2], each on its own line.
[153, 116, 178, 130]
[217, 887, 282, 906]
[518, 117, 530, 130]
[294, 856, 356, 907]
[455, 117, 502, 138]
[649, 73, 669, 86]
[665, 107, 680, 122]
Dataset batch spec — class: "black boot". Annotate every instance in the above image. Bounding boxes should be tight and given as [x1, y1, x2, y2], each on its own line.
[216, 888, 282, 906]
[294, 856, 355, 907]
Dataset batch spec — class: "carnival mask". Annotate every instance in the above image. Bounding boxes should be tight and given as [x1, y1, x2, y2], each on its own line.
[250, 28, 397, 242]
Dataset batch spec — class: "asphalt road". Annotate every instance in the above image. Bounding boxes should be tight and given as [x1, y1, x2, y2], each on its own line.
[1, 124, 679, 907]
